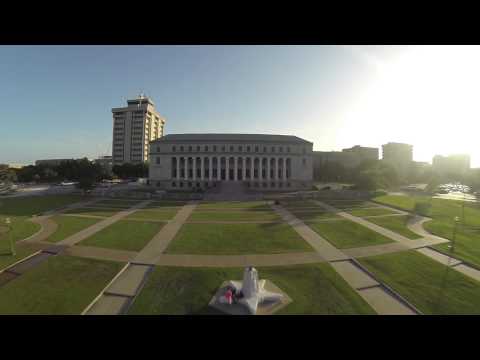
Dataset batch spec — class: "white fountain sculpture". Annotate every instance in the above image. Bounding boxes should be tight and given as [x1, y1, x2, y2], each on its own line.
[223, 266, 284, 315]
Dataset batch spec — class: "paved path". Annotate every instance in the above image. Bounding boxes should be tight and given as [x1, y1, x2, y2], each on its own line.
[57, 200, 152, 246]
[272, 204, 417, 315]
[155, 252, 325, 267]
[318, 200, 480, 286]
[272, 205, 348, 262]
[64, 245, 137, 263]
[84, 202, 197, 315]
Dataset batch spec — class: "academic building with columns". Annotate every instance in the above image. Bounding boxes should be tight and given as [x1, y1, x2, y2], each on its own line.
[149, 134, 314, 191]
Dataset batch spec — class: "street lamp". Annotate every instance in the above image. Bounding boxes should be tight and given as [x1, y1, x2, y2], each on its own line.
[448, 216, 460, 265]
[5, 218, 15, 256]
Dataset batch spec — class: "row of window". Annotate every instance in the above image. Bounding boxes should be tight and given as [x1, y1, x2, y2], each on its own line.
[156, 156, 306, 166]
[167, 181, 293, 188]
[155, 145, 308, 154]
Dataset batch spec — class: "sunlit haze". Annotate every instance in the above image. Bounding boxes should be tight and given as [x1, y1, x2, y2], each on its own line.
[1, 45, 479, 166]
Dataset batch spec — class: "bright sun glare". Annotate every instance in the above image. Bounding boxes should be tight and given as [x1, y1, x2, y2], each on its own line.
[344, 45, 480, 167]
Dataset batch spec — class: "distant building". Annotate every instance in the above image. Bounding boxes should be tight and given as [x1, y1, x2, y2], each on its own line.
[313, 145, 379, 179]
[149, 133, 313, 191]
[94, 155, 113, 175]
[35, 159, 75, 167]
[112, 95, 166, 165]
[432, 154, 470, 177]
[342, 145, 379, 161]
[382, 142, 413, 174]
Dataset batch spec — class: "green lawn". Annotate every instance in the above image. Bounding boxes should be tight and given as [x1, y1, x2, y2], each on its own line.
[0, 194, 85, 217]
[46, 215, 102, 243]
[125, 209, 178, 221]
[375, 194, 480, 268]
[94, 200, 140, 207]
[281, 200, 321, 208]
[0, 244, 40, 271]
[360, 251, 480, 314]
[197, 201, 271, 210]
[365, 215, 421, 239]
[0, 195, 84, 249]
[64, 207, 121, 217]
[166, 223, 314, 255]
[145, 201, 187, 209]
[79, 220, 164, 251]
[0, 216, 40, 249]
[127, 264, 375, 315]
[308, 219, 393, 249]
[188, 211, 280, 222]
[0, 255, 123, 314]
[323, 200, 372, 209]
[291, 211, 340, 222]
[346, 208, 398, 217]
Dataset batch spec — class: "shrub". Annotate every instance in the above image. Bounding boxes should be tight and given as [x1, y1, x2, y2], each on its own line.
[414, 201, 431, 216]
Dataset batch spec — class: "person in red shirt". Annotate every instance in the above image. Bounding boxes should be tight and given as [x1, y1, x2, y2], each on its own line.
[224, 288, 233, 305]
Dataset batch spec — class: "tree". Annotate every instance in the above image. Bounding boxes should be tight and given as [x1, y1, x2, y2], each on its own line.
[112, 162, 148, 179]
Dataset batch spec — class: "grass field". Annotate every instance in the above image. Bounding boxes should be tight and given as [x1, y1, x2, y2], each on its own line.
[188, 211, 280, 222]
[323, 200, 372, 209]
[0, 255, 123, 314]
[291, 211, 340, 222]
[94, 200, 140, 207]
[166, 223, 314, 255]
[125, 209, 178, 221]
[281, 200, 321, 208]
[360, 250, 480, 314]
[346, 208, 398, 217]
[0, 244, 40, 271]
[0, 195, 84, 249]
[79, 219, 164, 251]
[197, 201, 271, 209]
[375, 194, 480, 267]
[308, 219, 393, 248]
[64, 207, 121, 217]
[127, 264, 375, 315]
[46, 215, 102, 243]
[365, 215, 421, 239]
[0, 195, 85, 217]
[145, 201, 187, 209]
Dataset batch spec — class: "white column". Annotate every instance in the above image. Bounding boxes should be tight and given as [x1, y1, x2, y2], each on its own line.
[226, 157, 229, 181]
[251, 158, 255, 179]
[184, 157, 188, 180]
[234, 157, 238, 181]
[209, 157, 213, 181]
[217, 157, 221, 181]
[267, 157, 270, 180]
[192, 157, 196, 181]
[176, 157, 180, 180]
[200, 157, 204, 180]
[283, 158, 287, 180]
[242, 157, 246, 180]
[273, 157, 278, 180]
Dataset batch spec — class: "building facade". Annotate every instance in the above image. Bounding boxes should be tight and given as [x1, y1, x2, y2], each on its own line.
[35, 159, 75, 167]
[432, 154, 470, 177]
[149, 134, 314, 191]
[112, 95, 166, 165]
[94, 155, 113, 175]
[381, 142, 413, 174]
[313, 145, 379, 179]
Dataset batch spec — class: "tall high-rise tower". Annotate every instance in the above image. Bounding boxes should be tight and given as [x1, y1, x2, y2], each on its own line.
[111, 95, 166, 165]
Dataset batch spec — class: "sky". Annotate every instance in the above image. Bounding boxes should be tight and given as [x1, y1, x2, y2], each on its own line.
[1, 45, 479, 167]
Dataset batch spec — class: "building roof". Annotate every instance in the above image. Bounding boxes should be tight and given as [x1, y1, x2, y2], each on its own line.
[151, 134, 312, 145]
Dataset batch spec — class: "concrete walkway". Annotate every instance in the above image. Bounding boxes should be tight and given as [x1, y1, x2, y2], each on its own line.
[155, 252, 325, 267]
[272, 205, 348, 262]
[84, 202, 198, 315]
[317, 200, 480, 286]
[272, 204, 417, 315]
[57, 200, 152, 246]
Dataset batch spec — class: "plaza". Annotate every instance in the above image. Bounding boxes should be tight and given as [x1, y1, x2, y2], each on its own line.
[1, 191, 480, 315]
